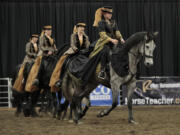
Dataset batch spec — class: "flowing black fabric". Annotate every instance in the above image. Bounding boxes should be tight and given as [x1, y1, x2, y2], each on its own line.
[37, 43, 70, 86]
[0, 0, 180, 78]
[68, 49, 103, 85]
[68, 54, 89, 78]
[68, 32, 147, 82]
[111, 46, 129, 77]
[67, 44, 111, 86]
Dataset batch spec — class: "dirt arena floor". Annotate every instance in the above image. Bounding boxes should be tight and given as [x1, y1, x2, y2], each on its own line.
[0, 106, 180, 135]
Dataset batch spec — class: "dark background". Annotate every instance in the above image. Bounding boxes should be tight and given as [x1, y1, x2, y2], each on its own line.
[0, 0, 180, 78]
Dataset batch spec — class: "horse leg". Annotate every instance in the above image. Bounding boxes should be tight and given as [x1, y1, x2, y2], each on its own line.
[61, 100, 69, 120]
[16, 103, 22, 117]
[68, 103, 73, 123]
[71, 101, 80, 124]
[79, 105, 88, 119]
[30, 90, 40, 117]
[72, 91, 86, 119]
[127, 79, 137, 124]
[51, 92, 58, 118]
[97, 81, 121, 117]
[38, 90, 45, 114]
[48, 91, 54, 114]
[68, 103, 81, 124]
[56, 91, 63, 120]
[23, 92, 32, 117]
[13, 91, 23, 117]
[46, 90, 52, 114]
[79, 96, 90, 119]
[42, 89, 52, 114]
[51, 91, 62, 119]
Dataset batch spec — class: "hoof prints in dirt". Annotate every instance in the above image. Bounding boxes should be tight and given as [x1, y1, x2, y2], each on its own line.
[0, 106, 180, 135]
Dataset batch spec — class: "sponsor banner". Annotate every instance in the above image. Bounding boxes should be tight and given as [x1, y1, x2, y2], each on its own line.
[90, 85, 120, 106]
[122, 77, 180, 105]
[58, 77, 180, 106]
[90, 77, 180, 106]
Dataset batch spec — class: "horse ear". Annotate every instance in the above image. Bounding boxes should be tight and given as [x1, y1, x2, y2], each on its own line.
[153, 31, 159, 37]
[144, 34, 148, 40]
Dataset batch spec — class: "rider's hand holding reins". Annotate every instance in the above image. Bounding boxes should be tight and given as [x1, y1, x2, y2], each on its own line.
[110, 38, 119, 45]
[120, 38, 125, 44]
[48, 51, 53, 55]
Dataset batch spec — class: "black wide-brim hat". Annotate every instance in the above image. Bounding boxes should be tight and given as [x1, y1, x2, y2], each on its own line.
[76, 23, 86, 27]
[43, 25, 52, 30]
[101, 6, 113, 14]
[31, 34, 39, 38]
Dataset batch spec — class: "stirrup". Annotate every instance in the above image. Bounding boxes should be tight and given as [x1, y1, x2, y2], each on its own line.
[98, 71, 107, 80]
[54, 80, 62, 88]
[32, 79, 39, 86]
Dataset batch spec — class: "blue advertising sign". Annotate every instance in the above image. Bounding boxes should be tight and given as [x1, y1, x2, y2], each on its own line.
[59, 77, 180, 106]
[90, 77, 180, 106]
[90, 85, 120, 106]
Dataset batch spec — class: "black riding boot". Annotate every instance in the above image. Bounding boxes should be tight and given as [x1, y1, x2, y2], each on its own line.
[98, 47, 109, 80]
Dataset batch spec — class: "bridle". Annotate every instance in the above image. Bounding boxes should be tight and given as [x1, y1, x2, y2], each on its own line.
[128, 38, 155, 77]
[129, 39, 154, 60]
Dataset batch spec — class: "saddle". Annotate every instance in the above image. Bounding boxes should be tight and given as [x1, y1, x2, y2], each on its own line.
[60, 49, 90, 80]
[110, 45, 129, 77]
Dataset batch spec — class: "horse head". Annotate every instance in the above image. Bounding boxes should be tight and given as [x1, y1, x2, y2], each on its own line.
[139, 31, 158, 67]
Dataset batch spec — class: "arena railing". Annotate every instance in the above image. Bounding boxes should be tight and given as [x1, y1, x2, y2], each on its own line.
[0, 78, 12, 108]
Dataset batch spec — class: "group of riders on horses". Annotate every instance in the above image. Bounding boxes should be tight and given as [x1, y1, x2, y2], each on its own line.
[11, 6, 158, 123]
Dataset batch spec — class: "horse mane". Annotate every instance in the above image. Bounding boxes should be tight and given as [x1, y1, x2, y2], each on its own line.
[110, 32, 148, 77]
[117, 31, 147, 53]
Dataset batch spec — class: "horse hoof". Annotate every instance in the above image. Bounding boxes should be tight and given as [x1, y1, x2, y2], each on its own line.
[97, 111, 104, 118]
[31, 114, 38, 118]
[46, 112, 52, 117]
[73, 119, 79, 124]
[68, 120, 73, 123]
[31, 110, 39, 117]
[57, 116, 61, 120]
[79, 114, 85, 119]
[77, 120, 83, 125]
[63, 118, 68, 121]
[129, 120, 138, 125]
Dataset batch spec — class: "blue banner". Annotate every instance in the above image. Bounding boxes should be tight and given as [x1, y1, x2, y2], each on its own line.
[90, 85, 120, 106]
[90, 77, 180, 106]
[59, 77, 180, 106]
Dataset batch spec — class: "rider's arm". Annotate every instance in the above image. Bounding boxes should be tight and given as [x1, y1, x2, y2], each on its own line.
[115, 22, 125, 44]
[84, 34, 90, 49]
[52, 39, 58, 52]
[25, 42, 36, 57]
[98, 21, 112, 44]
[39, 36, 54, 52]
[39, 36, 46, 51]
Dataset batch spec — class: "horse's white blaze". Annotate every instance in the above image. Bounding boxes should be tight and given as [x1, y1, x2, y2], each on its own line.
[143, 40, 156, 66]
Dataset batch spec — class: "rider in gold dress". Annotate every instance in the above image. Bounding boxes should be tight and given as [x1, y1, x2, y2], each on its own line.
[49, 22, 90, 92]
